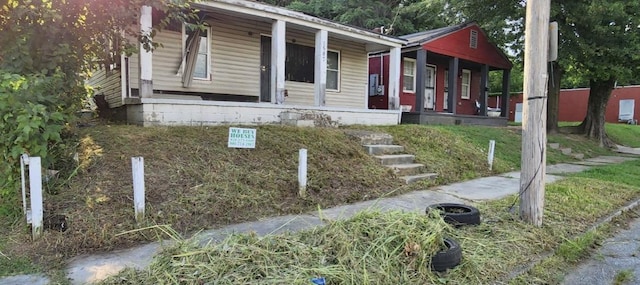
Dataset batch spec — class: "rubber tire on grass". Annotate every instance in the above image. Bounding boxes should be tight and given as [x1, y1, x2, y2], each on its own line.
[431, 237, 462, 272]
[426, 203, 481, 226]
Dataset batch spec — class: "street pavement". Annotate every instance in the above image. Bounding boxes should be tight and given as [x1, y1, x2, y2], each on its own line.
[1, 153, 639, 285]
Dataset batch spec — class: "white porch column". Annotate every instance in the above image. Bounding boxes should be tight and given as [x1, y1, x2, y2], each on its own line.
[314, 30, 328, 106]
[271, 20, 286, 104]
[139, 5, 153, 98]
[388, 47, 401, 110]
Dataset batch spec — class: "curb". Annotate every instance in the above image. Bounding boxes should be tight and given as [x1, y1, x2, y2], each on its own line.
[500, 195, 640, 284]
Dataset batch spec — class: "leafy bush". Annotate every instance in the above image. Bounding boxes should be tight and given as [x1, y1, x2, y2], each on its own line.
[0, 71, 68, 216]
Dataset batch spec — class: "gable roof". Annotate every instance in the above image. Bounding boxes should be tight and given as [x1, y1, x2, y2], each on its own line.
[401, 22, 512, 70]
[401, 22, 473, 46]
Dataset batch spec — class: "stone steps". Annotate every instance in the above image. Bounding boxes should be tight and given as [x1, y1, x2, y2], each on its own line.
[375, 154, 416, 165]
[402, 173, 439, 184]
[548, 142, 584, 160]
[363, 144, 404, 155]
[346, 130, 438, 185]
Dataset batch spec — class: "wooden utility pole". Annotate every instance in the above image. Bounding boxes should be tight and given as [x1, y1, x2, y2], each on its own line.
[520, 0, 550, 226]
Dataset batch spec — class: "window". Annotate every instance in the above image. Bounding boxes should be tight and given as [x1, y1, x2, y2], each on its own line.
[183, 25, 210, 80]
[327, 51, 340, 90]
[285, 42, 340, 90]
[470, 30, 478, 49]
[286, 43, 315, 83]
[461, 69, 471, 99]
[403, 58, 416, 92]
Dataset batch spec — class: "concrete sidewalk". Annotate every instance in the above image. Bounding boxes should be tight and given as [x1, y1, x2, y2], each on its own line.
[562, 216, 640, 285]
[1, 154, 638, 285]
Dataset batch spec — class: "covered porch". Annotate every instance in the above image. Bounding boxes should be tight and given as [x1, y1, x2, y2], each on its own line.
[397, 22, 513, 126]
[126, 0, 406, 126]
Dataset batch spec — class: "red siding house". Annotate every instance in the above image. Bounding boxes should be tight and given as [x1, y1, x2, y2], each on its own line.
[368, 22, 513, 125]
[507, 86, 640, 124]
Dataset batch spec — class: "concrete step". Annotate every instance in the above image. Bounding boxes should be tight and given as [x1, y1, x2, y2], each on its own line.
[344, 130, 394, 145]
[388, 163, 425, 176]
[402, 173, 439, 184]
[363, 144, 404, 155]
[548, 143, 561, 149]
[375, 154, 415, 165]
[572, 153, 585, 160]
[560, 148, 572, 155]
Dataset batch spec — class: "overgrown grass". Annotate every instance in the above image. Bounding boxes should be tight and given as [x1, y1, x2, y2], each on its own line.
[0, 124, 404, 275]
[0, 122, 633, 280]
[98, 159, 640, 284]
[607, 123, 640, 147]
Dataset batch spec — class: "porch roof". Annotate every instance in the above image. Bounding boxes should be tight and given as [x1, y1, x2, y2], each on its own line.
[192, 0, 407, 52]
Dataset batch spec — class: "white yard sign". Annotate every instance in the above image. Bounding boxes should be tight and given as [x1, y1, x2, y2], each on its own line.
[228, 127, 257, 148]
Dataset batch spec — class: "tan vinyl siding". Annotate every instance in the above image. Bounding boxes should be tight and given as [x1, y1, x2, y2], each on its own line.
[129, 14, 269, 97]
[127, 14, 369, 109]
[87, 68, 123, 107]
[283, 34, 367, 108]
[326, 38, 367, 108]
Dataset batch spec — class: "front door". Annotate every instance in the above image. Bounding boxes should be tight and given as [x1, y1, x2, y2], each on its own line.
[424, 65, 436, 109]
[443, 69, 449, 110]
[260, 36, 271, 102]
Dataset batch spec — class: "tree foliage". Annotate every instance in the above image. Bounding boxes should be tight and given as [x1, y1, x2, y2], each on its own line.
[282, 0, 455, 36]
[0, 0, 194, 214]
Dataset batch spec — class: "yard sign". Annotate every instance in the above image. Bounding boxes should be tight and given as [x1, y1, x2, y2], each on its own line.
[228, 127, 257, 149]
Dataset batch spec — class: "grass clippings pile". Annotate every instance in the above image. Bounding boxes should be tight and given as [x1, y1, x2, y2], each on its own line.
[1, 124, 405, 269]
[100, 211, 454, 285]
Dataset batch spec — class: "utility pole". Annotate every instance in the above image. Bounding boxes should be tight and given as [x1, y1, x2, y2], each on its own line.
[520, 0, 550, 226]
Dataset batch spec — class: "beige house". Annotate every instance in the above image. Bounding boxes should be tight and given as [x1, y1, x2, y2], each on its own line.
[88, 0, 405, 126]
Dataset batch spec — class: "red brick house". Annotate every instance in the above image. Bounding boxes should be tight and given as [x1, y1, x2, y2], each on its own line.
[368, 22, 513, 125]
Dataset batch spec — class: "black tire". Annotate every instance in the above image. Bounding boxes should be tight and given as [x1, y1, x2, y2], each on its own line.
[431, 237, 462, 272]
[426, 203, 481, 226]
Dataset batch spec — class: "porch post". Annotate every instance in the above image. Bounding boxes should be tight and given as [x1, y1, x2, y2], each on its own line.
[415, 49, 426, 113]
[314, 29, 328, 106]
[501, 69, 511, 117]
[479, 64, 489, 116]
[447, 57, 459, 114]
[139, 5, 153, 98]
[388, 47, 401, 110]
[272, 20, 286, 104]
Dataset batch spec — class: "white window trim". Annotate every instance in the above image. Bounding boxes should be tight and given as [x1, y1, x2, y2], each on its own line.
[403, 58, 416, 93]
[180, 24, 211, 81]
[443, 69, 449, 109]
[327, 49, 340, 92]
[461, 69, 471, 100]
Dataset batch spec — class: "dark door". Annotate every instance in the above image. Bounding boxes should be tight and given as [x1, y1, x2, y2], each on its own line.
[260, 36, 271, 102]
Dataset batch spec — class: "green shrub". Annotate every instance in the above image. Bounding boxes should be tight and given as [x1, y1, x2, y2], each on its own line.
[0, 71, 68, 215]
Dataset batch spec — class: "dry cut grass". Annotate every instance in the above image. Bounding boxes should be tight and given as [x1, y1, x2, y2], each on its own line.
[95, 160, 640, 285]
[2, 124, 405, 267]
[99, 210, 454, 285]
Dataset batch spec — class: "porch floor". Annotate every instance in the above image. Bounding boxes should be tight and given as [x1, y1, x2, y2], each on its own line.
[401, 112, 508, 127]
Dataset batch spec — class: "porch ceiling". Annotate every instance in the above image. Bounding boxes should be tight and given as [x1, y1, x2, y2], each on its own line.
[191, 0, 405, 52]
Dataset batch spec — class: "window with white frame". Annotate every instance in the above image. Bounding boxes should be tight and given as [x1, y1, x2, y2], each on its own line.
[403, 58, 416, 92]
[183, 25, 211, 80]
[327, 51, 340, 90]
[461, 69, 471, 99]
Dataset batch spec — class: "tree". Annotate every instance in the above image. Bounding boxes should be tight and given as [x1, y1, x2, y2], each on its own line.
[449, 0, 640, 144]
[0, 0, 195, 214]
[556, 1, 640, 146]
[284, 0, 453, 36]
